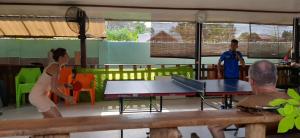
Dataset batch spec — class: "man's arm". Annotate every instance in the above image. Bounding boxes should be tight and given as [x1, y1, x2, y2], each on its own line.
[217, 53, 225, 79]
[217, 60, 223, 79]
[237, 52, 245, 67]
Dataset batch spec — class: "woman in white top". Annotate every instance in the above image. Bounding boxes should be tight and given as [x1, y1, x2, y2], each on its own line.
[29, 48, 74, 118]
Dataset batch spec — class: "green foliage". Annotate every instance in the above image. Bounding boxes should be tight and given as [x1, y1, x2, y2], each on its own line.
[278, 117, 294, 133]
[269, 89, 300, 133]
[295, 116, 300, 130]
[277, 108, 286, 116]
[106, 28, 137, 41]
[287, 89, 300, 100]
[281, 31, 293, 41]
[269, 99, 287, 106]
[283, 104, 295, 115]
[106, 22, 148, 41]
[287, 99, 300, 106]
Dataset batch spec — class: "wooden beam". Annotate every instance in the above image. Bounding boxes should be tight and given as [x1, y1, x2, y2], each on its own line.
[21, 20, 31, 36]
[0, 28, 5, 35]
[1, 2, 300, 14]
[49, 21, 57, 36]
[0, 111, 281, 137]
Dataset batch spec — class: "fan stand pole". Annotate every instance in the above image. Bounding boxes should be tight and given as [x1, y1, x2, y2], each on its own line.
[79, 18, 87, 68]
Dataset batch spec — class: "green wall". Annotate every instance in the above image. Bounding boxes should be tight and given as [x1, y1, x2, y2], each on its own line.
[0, 39, 102, 58]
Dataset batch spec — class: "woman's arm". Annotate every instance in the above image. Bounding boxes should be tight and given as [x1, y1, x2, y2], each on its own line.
[47, 64, 74, 103]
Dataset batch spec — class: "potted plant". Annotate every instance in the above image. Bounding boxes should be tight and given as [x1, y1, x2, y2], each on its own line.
[269, 88, 300, 133]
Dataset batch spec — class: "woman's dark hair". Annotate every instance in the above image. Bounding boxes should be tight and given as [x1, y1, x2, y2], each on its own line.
[52, 48, 67, 61]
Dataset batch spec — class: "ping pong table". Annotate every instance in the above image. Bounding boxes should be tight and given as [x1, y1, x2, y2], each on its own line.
[104, 75, 252, 114]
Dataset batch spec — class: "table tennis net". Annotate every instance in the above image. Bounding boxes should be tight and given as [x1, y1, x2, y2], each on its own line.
[171, 75, 205, 92]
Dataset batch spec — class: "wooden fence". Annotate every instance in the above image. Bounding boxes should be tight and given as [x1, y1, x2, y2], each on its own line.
[75, 64, 297, 101]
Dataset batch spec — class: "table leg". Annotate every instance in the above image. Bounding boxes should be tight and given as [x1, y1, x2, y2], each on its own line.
[119, 97, 124, 114]
[160, 96, 163, 112]
[121, 129, 124, 138]
[150, 96, 152, 112]
[224, 95, 228, 109]
[229, 95, 233, 108]
[200, 94, 204, 111]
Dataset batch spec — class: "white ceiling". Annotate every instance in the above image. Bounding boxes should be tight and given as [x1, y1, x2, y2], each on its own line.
[0, 0, 299, 24]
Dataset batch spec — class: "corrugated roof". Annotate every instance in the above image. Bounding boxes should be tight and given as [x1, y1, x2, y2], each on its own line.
[0, 17, 106, 38]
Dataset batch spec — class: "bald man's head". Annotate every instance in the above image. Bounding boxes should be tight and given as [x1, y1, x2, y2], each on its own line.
[249, 60, 277, 86]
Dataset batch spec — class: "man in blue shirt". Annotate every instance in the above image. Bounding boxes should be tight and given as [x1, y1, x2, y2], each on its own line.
[217, 39, 245, 109]
[217, 39, 245, 79]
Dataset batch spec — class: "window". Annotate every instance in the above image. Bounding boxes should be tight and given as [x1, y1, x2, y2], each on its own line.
[150, 22, 195, 58]
[202, 23, 248, 56]
[248, 24, 292, 58]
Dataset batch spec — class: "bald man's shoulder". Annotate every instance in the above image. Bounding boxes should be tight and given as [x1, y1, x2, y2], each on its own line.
[237, 91, 288, 108]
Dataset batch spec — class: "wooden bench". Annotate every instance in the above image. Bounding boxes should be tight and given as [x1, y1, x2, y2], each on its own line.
[0, 110, 282, 138]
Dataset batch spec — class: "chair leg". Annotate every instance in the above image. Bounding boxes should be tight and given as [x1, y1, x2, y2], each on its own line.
[16, 93, 21, 108]
[89, 90, 95, 105]
[73, 91, 79, 104]
[22, 93, 26, 105]
[64, 90, 70, 105]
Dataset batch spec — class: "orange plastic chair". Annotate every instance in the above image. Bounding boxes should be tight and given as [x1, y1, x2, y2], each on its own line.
[73, 73, 96, 105]
[48, 66, 73, 104]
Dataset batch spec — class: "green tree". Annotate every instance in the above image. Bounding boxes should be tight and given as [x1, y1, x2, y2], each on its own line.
[106, 22, 148, 41]
[106, 28, 136, 41]
[134, 22, 146, 34]
[281, 31, 293, 41]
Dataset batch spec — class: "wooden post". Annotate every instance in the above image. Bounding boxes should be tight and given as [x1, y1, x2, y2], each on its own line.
[119, 65, 123, 80]
[188, 64, 193, 78]
[147, 65, 152, 80]
[105, 65, 109, 80]
[245, 124, 266, 138]
[161, 65, 166, 76]
[214, 65, 218, 79]
[133, 65, 137, 80]
[150, 128, 181, 138]
[201, 64, 205, 79]
[176, 64, 180, 75]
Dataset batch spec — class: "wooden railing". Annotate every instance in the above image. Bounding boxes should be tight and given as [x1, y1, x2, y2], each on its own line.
[0, 110, 282, 138]
[76, 64, 195, 100]
[0, 63, 297, 104]
[74, 64, 298, 101]
[199, 64, 249, 80]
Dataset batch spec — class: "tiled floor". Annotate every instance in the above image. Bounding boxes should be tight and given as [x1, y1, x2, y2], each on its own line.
[0, 97, 244, 138]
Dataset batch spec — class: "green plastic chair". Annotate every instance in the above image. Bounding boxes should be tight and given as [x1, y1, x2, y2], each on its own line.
[15, 68, 41, 108]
